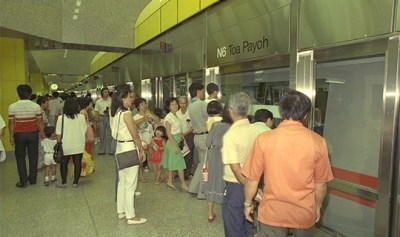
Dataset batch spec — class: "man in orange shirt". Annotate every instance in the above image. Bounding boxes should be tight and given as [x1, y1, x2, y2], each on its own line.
[242, 89, 333, 237]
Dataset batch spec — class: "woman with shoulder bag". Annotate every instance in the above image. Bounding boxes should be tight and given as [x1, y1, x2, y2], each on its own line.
[55, 98, 87, 188]
[111, 84, 147, 225]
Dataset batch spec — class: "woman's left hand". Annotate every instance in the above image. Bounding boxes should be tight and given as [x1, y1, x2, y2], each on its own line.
[174, 146, 180, 154]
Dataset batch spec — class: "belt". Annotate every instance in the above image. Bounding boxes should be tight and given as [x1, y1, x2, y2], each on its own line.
[45, 152, 54, 154]
[225, 181, 240, 185]
[195, 131, 208, 135]
[117, 140, 133, 143]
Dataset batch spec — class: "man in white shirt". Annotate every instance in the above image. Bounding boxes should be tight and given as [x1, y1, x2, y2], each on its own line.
[94, 88, 112, 155]
[252, 109, 273, 133]
[48, 92, 62, 126]
[204, 83, 219, 104]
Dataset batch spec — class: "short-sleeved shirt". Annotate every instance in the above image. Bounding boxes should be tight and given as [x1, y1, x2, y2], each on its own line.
[164, 113, 183, 135]
[56, 114, 86, 155]
[48, 98, 62, 116]
[94, 97, 111, 115]
[176, 109, 191, 133]
[133, 113, 153, 144]
[222, 118, 260, 183]
[252, 122, 271, 133]
[8, 100, 42, 133]
[242, 120, 334, 229]
[41, 138, 57, 153]
[188, 99, 208, 133]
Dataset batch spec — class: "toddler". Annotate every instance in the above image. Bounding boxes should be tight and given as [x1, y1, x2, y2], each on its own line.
[41, 126, 57, 186]
[149, 126, 167, 184]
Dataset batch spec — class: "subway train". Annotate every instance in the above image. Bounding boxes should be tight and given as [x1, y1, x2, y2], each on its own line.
[68, 1, 400, 236]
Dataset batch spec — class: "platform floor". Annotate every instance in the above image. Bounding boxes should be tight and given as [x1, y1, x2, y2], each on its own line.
[0, 150, 225, 237]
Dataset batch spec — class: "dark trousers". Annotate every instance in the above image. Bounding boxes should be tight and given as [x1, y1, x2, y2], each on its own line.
[60, 154, 83, 185]
[259, 223, 315, 237]
[183, 132, 195, 177]
[14, 131, 39, 184]
[223, 183, 253, 237]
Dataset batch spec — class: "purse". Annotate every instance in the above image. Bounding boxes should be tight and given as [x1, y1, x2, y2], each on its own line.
[202, 148, 208, 182]
[83, 112, 94, 143]
[115, 111, 140, 170]
[54, 115, 64, 163]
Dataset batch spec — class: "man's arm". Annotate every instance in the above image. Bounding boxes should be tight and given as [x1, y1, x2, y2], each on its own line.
[315, 182, 327, 222]
[229, 163, 246, 185]
[244, 178, 258, 222]
[36, 117, 45, 139]
[8, 119, 15, 145]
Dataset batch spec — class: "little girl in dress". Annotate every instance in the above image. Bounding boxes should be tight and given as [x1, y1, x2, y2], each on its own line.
[149, 126, 167, 184]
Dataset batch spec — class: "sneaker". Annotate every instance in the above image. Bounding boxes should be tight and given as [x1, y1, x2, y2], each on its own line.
[127, 217, 147, 225]
[144, 166, 149, 172]
[56, 184, 67, 188]
[51, 178, 57, 183]
[44, 181, 50, 186]
[15, 182, 28, 188]
[72, 184, 78, 188]
[118, 213, 126, 219]
[135, 192, 141, 196]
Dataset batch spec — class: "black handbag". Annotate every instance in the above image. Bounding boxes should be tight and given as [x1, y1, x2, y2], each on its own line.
[53, 115, 64, 163]
[115, 150, 140, 170]
[115, 111, 140, 170]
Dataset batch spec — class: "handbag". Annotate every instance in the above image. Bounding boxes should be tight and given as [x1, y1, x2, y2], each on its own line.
[53, 115, 64, 163]
[115, 111, 140, 170]
[202, 148, 208, 182]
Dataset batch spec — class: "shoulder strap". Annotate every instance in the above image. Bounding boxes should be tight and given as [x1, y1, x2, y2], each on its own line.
[61, 115, 64, 140]
[115, 111, 122, 141]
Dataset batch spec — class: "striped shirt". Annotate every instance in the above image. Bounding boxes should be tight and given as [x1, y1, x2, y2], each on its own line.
[8, 100, 42, 133]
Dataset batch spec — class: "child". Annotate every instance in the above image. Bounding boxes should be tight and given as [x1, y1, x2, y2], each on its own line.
[41, 126, 58, 186]
[149, 126, 168, 184]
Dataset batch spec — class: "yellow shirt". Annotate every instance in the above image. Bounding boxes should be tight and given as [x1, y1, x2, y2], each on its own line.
[222, 118, 260, 182]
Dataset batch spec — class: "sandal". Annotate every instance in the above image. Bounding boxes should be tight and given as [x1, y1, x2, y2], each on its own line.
[139, 178, 148, 183]
[154, 180, 161, 185]
[208, 214, 216, 223]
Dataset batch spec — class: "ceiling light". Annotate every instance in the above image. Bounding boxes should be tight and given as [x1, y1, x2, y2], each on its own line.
[326, 78, 345, 84]
[73, 15, 78, 20]
[76, 0, 81, 7]
[74, 9, 80, 13]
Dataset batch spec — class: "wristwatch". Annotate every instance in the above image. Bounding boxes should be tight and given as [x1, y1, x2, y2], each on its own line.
[244, 202, 253, 208]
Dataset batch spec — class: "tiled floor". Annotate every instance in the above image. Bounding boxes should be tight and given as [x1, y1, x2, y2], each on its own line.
[0, 150, 225, 237]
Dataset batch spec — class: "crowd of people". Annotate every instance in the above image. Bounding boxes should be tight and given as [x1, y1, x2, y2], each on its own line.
[3, 82, 334, 237]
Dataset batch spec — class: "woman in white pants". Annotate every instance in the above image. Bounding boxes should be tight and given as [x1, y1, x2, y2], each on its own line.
[110, 84, 147, 225]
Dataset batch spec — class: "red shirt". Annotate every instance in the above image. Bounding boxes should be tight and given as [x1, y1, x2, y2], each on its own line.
[8, 100, 42, 133]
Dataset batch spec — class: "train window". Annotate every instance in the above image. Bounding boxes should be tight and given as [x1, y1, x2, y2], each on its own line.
[315, 57, 384, 236]
[220, 68, 289, 127]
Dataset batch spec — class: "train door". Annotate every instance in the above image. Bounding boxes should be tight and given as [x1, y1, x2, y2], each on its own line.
[220, 67, 289, 125]
[297, 38, 400, 237]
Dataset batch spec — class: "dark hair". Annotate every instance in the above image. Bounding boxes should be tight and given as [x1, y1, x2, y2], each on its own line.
[69, 92, 77, 98]
[254, 109, 273, 123]
[101, 88, 109, 97]
[17, 84, 32, 100]
[36, 96, 48, 106]
[77, 97, 92, 110]
[85, 93, 92, 98]
[111, 84, 131, 117]
[152, 108, 164, 119]
[134, 97, 147, 110]
[44, 126, 55, 138]
[154, 126, 168, 139]
[207, 100, 223, 116]
[52, 92, 59, 97]
[221, 102, 233, 124]
[188, 82, 204, 98]
[60, 93, 69, 101]
[278, 89, 311, 121]
[206, 83, 219, 95]
[30, 94, 37, 101]
[63, 98, 79, 119]
[164, 97, 179, 113]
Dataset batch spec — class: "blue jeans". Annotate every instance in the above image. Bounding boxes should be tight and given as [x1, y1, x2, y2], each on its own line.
[222, 183, 253, 237]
